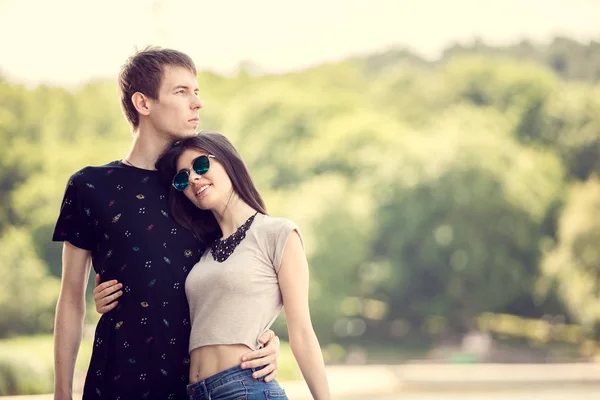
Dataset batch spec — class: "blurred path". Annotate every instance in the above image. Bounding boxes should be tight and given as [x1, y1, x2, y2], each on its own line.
[3, 363, 600, 399]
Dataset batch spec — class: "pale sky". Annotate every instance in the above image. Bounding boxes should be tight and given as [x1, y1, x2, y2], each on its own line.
[1, 0, 599, 87]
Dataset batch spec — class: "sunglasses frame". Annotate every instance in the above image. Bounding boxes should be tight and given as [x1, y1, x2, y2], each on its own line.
[172, 154, 215, 191]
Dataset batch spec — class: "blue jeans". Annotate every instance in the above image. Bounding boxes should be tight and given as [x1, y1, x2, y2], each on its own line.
[186, 365, 288, 400]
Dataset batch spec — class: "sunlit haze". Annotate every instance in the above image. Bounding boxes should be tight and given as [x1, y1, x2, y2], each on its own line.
[1, 0, 599, 86]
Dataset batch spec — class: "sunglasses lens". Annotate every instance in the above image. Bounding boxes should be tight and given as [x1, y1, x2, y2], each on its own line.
[172, 172, 189, 191]
[193, 155, 210, 175]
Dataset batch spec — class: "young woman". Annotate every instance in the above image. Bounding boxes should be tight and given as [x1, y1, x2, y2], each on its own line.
[155, 131, 330, 400]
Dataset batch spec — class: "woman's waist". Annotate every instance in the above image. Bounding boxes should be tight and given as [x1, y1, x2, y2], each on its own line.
[189, 344, 253, 383]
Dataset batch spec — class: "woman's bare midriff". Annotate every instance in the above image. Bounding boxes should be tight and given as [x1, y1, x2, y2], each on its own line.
[189, 344, 253, 383]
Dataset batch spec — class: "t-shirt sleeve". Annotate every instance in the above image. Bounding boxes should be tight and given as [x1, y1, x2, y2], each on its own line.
[270, 219, 304, 273]
[51, 175, 93, 251]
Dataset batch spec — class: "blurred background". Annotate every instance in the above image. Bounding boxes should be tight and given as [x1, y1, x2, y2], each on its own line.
[1, 0, 600, 398]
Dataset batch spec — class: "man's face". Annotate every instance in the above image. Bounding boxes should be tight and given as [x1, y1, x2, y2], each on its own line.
[148, 65, 203, 138]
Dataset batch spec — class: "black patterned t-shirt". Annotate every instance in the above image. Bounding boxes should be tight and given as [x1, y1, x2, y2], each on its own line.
[52, 161, 203, 400]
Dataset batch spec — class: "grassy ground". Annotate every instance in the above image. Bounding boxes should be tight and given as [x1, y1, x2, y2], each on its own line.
[0, 334, 93, 371]
[0, 334, 430, 394]
[0, 334, 93, 396]
[0, 334, 302, 396]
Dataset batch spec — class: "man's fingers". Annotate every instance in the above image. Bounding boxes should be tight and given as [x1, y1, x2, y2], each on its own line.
[241, 348, 265, 362]
[252, 364, 275, 379]
[240, 332, 279, 380]
[241, 354, 275, 369]
[258, 329, 275, 344]
[95, 273, 101, 288]
[263, 369, 278, 383]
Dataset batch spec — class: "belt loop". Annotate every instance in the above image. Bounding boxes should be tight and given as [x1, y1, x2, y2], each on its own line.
[203, 381, 210, 400]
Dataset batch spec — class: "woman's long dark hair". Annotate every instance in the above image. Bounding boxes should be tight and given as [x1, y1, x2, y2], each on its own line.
[156, 130, 268, 248]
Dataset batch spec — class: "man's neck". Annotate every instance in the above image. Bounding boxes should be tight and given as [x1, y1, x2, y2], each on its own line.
[124, 124, 173, 170]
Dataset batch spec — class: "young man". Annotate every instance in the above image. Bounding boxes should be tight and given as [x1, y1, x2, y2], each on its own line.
[53, 47, 280, 400]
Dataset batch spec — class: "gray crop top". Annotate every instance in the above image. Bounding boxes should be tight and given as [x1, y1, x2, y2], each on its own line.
[185, 213, 304, 352]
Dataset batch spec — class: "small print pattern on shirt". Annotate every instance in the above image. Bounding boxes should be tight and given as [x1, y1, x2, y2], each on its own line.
[53, 161, 203, 400]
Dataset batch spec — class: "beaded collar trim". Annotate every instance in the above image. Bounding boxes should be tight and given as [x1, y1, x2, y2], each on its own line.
[210, 212, 259, 262]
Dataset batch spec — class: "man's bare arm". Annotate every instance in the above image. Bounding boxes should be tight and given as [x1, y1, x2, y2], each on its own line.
[54, 242, 92, 400]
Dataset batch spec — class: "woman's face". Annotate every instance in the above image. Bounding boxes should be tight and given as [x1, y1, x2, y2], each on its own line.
[175, 148, 233, 211]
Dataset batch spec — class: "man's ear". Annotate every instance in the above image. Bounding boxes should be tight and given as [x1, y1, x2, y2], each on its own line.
[131, 92, 151, 116]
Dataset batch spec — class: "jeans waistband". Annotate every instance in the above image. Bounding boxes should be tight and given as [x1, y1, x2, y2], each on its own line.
[186, 365, 263, 397]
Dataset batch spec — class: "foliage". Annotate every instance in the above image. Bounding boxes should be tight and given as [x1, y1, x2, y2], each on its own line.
[0, 37, 599, 346]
